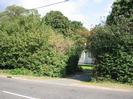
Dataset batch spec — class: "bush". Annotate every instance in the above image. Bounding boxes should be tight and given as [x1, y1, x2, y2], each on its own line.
[0, 6, 86, 77]
[96, 52, 133, 83]
[0, 26, 70, 77]
[88, 21, 133, 83]
[0, 20, 83, 77]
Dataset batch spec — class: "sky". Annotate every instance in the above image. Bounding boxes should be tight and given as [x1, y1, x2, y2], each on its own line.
[0, 0, 115, 29]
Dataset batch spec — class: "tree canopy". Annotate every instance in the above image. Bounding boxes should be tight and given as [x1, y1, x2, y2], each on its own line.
[106, 0, 133, 25]
[44, 11, 70, 35]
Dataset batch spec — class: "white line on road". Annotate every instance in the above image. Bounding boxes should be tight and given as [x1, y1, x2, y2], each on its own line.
[2, 90, 38, 99]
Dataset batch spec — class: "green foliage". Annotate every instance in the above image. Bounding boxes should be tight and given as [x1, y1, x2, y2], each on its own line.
[44, 11, 88, 74]
[106, 0, 133, 25]
[44, 11, 70, 35]
[71, 21, 83, 30]
[0, 5, 88, 77]
[96, 52, 133, 83]
[0, 22, 69, 77]
[88, 21, 133, 83]
[44, 11, 90, 38]
[6, 5, 27, 17]
[66, 45, 82, 74]
[88, 0, 133, 83]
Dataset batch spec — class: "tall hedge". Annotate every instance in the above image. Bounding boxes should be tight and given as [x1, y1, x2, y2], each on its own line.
[88, 0, 133, 83]
[88, 21, 133, 83]
[0, 5, 87, 77]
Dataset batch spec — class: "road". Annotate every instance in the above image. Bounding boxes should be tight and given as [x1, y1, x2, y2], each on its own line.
[0, 77, 133, 99]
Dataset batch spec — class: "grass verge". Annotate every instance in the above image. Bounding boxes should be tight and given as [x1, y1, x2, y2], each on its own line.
[81, 80, 133, 90]
[1, 69, 133, 90]
[79, 65, 133, 90]
[0, 69, 52, 80]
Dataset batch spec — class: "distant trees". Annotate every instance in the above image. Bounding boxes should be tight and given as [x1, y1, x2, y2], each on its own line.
[44, 11, 90, 38]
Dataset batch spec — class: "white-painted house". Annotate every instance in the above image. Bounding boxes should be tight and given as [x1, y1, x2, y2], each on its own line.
[78, 50, 94, 65]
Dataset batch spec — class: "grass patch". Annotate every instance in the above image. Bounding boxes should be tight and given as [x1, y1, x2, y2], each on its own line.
[79, 65, 94, 71]
[0, 69, 57, 80]
[0, 69, 11, 75]
[9, 68, 34, 76]
[81, 80, 133, 90]
[0, 68, 34, 76]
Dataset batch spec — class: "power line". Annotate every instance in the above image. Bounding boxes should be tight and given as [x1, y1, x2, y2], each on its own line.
[29, 0, 69, 10]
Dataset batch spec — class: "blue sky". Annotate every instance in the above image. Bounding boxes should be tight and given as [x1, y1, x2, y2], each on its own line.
[0, 0, 114, 29]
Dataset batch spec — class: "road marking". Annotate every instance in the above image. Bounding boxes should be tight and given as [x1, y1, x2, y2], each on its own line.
[2, 91, 38, 99]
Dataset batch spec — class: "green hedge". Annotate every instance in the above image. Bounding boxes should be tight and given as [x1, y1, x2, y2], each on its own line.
[0, 18, 83, 77]
[88, 21, 133, 83]
[0, 27, 81, 77]
[0, 6, 85, 77]
[96, 52, 133, 83]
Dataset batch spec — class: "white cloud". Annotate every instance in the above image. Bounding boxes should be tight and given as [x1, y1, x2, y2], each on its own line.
[20, 0, 90, 29]
[1, 0, 114, 29]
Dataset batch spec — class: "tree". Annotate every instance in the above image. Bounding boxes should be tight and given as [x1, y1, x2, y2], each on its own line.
[6, 5, 27, 17]
[0, 5, 40, 22]
[88, 0, 133, 83]
[44, 11, 90, 38]
[0, 5, 41, 33]
[71, 21, 83, 29]
[106, 0, 133, 25]
[0, 5, 28, 22]
[44, 11, 70, 35]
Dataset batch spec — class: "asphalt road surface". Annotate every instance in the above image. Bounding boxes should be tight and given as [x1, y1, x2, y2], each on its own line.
[0, 77, 133, 99]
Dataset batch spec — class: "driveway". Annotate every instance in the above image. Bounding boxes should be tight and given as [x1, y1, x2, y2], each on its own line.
[0, 77, 133, 99]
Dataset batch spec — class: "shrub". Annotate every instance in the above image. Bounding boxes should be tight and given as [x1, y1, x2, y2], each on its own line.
[0, 18, 83, 77]
[88, 21, 133, 83]
[96, 52, 133, 83]
[0, 6, 86, 77]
